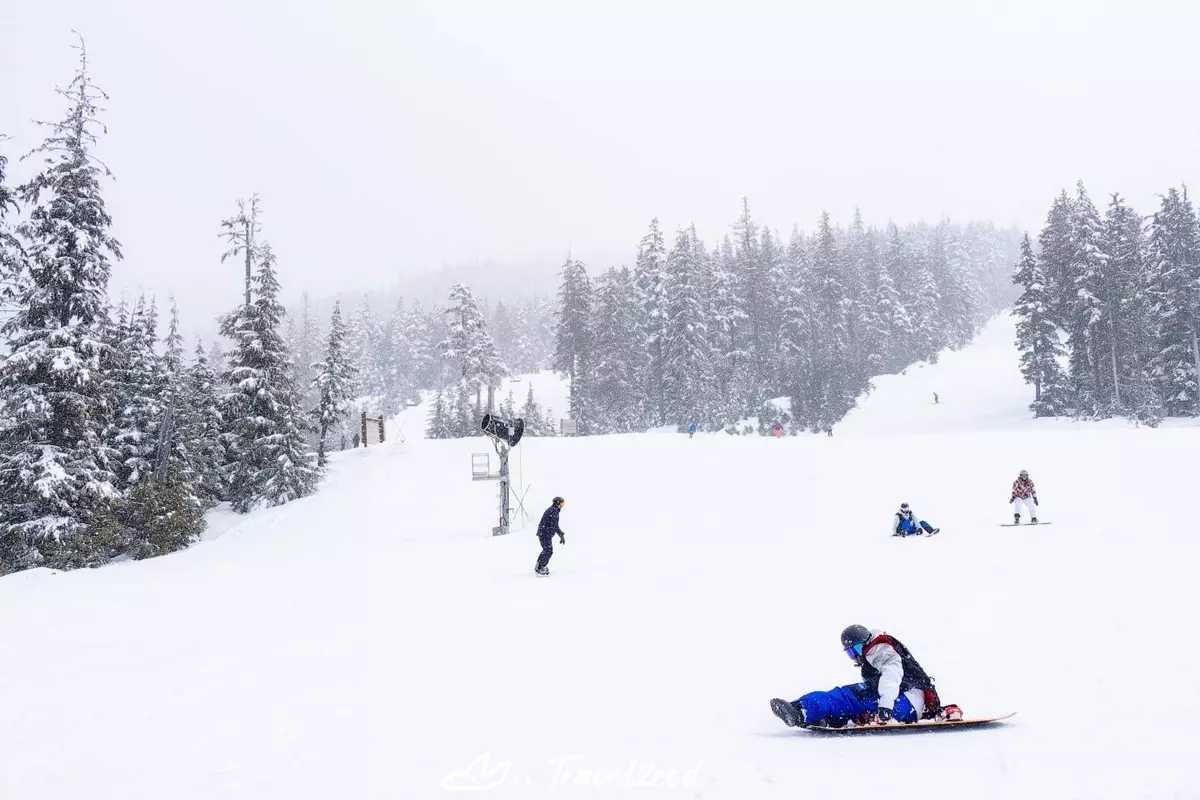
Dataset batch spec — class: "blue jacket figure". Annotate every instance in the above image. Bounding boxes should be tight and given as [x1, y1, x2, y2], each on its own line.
[769, 625, 958, 728]
[535, 497, 566, 576]
[892, 502, 938, 536]
[688, 423, 697, 439]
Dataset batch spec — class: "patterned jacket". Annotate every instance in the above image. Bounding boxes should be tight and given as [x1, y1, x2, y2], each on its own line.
[1011, 476, 1036, 499]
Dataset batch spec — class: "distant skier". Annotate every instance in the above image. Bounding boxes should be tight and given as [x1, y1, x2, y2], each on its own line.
[773, 422, 783, 438]
[535, 496, 566, 576]
[1010, 469, 1038, 524]
[892, 502, 938, 536]
[933, 392, 939, 404]
[688, 423, 697, 439]
[769, 624, 957, 728]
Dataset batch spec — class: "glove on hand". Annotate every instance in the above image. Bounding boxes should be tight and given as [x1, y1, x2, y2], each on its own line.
[875, 707, 893, 724]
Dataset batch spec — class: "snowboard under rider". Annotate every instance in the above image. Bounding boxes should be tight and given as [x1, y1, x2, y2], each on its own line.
[892, 502, 938, 536]
[769, 625, 959, 728]
[535, 496, 566, 576]
[1010, 470, 1038, 524]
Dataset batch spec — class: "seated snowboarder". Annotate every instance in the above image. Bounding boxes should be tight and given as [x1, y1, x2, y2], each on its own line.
[1010, 469, 1038, 524]
[770, 625, 958, 728]
[892, 502, 938, 536]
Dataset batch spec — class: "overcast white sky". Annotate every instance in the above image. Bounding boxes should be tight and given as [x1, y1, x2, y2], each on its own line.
[2, 0, 1198, 334]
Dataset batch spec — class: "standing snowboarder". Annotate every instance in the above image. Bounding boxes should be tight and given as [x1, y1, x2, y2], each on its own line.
[892, 502, 938, 536]
[1010, 469, 1038, 524]
[535, 496, 566, 575]
[770, 625, 956, 728]
[688, 423, 697, 439]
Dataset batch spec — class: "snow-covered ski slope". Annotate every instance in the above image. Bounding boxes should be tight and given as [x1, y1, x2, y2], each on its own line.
[1, 313, 1198, 800]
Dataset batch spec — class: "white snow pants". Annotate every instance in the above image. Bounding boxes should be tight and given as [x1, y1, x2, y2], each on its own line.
[1012, 496, 1038, 520]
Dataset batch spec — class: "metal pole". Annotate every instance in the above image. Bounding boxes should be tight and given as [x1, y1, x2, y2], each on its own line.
[496, 444, 510, 536]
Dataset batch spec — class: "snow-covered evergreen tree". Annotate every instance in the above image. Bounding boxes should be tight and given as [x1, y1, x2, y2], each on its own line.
[881, 225, 917, 369]
[1037, 190, 1075, 327]
[425, 388, 453, 439]
[1065, 181, 1108, 414]
[293, 291, 321, 412]
[807, 213, 856, 431]
[0, 136, 20, 283]
[1147, 187, 1200, 416]
[779, 230, 814, 427]
[440, 284, 505, 412]
[185, 340, 227, 506]
[590, 267, 646, 433]
[1013, 233, 1070, 417]
[518, 383, 552, 436]
[220, 242, 319, 512]
[404, 300, 439, 390]
[380, 297, 413, 411]
[349, 298, 383, 400]
[706, 234, 750, 426]
[0, 39, 121, 569]
[633, 220, 668, 425]
[662, 228, 712, 427]
[553, 260, 594, 432]
[1102, 195, 1161, 425]
[310, 301, 358, 467]
[731, 199, 769, 401]
[113, 296, 165, 488]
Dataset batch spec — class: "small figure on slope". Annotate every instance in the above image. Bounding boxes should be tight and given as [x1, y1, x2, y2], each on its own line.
[1010, 469, 1038, 524]
[535, 496, 566, 576]
[892, 502, 939, 536]
[770, 625, 958, 728]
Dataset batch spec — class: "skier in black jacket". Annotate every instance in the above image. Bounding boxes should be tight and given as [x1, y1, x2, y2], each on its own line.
[535, 496, 566, 575]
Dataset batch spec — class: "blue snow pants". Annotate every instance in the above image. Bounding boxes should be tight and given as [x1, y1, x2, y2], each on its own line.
[793, 683, 918, 724]
[896, 519, 935, 536]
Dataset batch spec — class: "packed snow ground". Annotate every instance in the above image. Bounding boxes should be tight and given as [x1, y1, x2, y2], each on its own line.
[1, 313, 1198, 799]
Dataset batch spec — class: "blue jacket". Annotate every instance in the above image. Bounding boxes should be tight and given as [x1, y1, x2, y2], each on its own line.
[538, 505, 564, 540]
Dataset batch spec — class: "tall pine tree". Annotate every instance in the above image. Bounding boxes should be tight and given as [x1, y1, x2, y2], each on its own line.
[553, 260, 594, 432]
[220, 239, 319, 511]
[1013, 233, 1070, 417]
[310, 301, 358, 466]
[662, 228, 712, 427]
[0, 39, 122, 569]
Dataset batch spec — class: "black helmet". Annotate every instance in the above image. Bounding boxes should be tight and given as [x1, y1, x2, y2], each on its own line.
[840, 624, 871, 650]
[552, 496, 565, 508]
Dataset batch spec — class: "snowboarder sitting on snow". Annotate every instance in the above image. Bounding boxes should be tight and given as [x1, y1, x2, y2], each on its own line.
[535, 496, 566, 576]
[1010, 470, 1038, 524]
[770, 625, 954, 728]
[892, 502, 938, 536]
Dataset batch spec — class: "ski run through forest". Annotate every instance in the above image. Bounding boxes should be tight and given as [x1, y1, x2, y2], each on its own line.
[3, 41, 1200, 573]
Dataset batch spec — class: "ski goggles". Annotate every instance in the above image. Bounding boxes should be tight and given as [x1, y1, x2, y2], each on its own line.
[844, 643, 864, 661]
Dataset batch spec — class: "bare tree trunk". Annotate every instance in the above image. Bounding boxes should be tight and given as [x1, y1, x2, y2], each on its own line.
[1192, 326, 1200, 416]
[244, 218, 252, 307]
[1109, 332, 1121, 412]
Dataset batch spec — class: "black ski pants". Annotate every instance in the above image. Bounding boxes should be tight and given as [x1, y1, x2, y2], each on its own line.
[536, 533, 554, 570]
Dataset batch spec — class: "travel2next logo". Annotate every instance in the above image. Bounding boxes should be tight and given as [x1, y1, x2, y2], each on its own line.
[440, 752, 704, 792]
